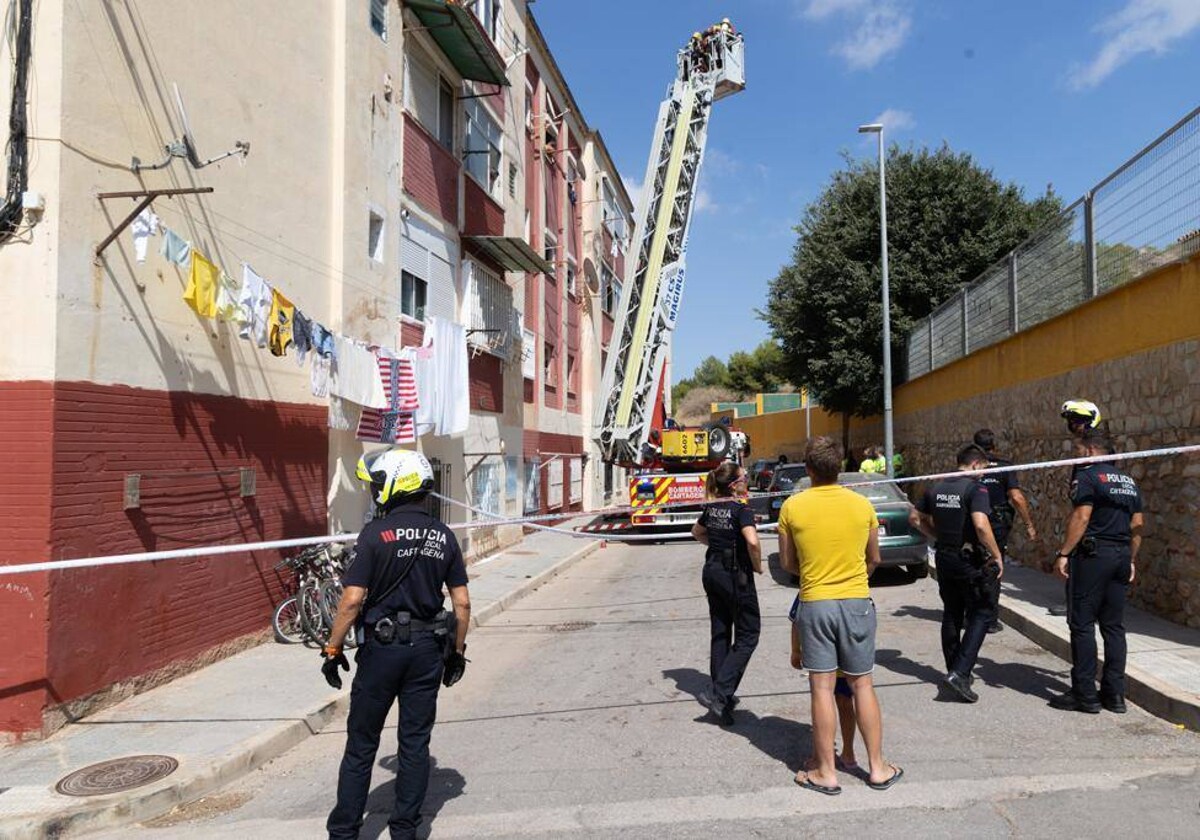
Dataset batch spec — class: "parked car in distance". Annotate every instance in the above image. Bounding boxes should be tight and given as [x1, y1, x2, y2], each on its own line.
[748, 458, 775, 491]
[770, 471, 928, 579]
[765, 464, 809, 518]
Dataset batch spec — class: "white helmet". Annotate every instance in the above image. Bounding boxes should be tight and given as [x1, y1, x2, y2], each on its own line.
[356, 448, 434, 509]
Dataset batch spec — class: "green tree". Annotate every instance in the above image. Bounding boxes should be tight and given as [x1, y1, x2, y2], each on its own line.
[727, 340, 786, 395]
[764, 144, 1060, 446]
[691, 355, 731, 388]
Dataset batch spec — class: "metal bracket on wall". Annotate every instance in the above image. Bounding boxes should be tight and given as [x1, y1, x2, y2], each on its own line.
[123, 474, 141, 510]
[94, 187, 214, 259]
[239, 467, 257, 498]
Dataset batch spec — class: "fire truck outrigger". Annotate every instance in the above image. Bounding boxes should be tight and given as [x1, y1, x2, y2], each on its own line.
[594, 22, 748, 527]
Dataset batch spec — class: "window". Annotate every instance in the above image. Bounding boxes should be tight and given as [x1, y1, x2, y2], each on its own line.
[522, 328, 536, 379]
[470, 459, 502, 516]
[523, 457, 541, 514]
[370, 0, 387, 39]
[543, 230, 557, 276]
[368, 211, 384, 263]
[602, 177, 626, 239]
[464, 99, 502, 195]
[471, 0, 503, 41]
[566, 260, 577, 296]
[401, 271, 427, 320]
[569, 456, 583, 505]
[603, 463, 614, 496]
[567, 158, 579, 206]
[600, 264, 616, 314]
[566, 353, 577, 397]
[547, 458, 564, 509]
[405, 48, 454, 151]
[508, 162, 517, 199]
[438, 80, 455, 150]
[543, 341, 557, 389]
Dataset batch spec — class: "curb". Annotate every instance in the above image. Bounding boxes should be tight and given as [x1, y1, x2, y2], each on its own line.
[4, 540, 604, 838]
[931, 558, 1200, 731]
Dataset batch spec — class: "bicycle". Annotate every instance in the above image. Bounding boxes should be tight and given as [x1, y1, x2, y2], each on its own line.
[273, 544, 355, 646]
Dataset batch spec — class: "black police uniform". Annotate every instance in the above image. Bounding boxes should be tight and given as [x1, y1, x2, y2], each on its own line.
[698, 499, 760, 711]
[917, 477, 995, 677]
[979, 456, 1020, 628]
[327, 503, 468, 840]
[1066, 462, 1142, 704]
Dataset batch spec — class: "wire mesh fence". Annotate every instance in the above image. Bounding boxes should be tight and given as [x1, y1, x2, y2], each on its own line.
[906, 106, 1200, 381]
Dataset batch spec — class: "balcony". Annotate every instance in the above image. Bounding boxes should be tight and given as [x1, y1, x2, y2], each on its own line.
[405, 0, 510, 86]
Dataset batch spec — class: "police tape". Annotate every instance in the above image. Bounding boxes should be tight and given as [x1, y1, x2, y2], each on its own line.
[1, 442, 1194, 575]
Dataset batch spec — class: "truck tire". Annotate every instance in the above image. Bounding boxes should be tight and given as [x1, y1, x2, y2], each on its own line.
[706, 424, 731, 460]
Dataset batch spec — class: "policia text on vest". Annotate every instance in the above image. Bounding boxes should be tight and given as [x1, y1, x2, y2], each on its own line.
[321, 448, 472, 840]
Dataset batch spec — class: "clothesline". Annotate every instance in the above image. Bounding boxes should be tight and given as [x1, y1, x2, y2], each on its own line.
[132, 209, 470, 443]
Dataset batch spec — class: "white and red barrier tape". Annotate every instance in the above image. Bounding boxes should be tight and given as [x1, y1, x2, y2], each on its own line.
[1, 443, 1195, 575]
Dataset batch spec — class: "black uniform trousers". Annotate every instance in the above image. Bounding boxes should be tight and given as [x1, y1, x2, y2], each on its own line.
[936, 552, 996, 677]
[1067, 545, 1131, 702]
[328, 632, 444, 840]
[988, 525, 1010, 619]
[701, 559, 760, 706]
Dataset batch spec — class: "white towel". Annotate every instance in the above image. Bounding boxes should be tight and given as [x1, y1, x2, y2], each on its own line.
[435, 318, 469, 436]
[329, 334, 388, 409]
[237, 264, 271, 347]
[131, 208, 159, 263]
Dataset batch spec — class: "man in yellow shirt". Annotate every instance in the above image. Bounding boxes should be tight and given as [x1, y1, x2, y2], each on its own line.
[779, 436, 902, 796]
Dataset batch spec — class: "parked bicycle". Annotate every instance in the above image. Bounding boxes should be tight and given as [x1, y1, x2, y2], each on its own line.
[272, 543, 356, 646]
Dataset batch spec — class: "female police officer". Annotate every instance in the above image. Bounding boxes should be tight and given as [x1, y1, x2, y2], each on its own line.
[691, 461, 763, 725]
[321, 448, 471, 840]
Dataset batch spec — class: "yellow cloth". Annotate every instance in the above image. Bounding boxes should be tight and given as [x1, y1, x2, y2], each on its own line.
[778, 485, 877, 602]
[213, 271, 243, 323]
[268, 288, 295, 356]
[859, 458, 879, 474]
[182, 250, 219, 318]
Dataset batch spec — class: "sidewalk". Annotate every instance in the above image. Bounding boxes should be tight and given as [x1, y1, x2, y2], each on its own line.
[0, 520, 602, 839]
[935, 556, 1200, 730]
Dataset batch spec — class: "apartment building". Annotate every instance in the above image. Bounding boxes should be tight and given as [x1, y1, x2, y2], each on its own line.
[0, 0, 631, 736]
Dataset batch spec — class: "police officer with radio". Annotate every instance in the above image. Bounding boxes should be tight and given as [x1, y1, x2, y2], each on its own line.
[973, 429, 1038, 633]
[1049, 430, 1143, 714]
[323, 448, 471, 840]
[910, 445, 1004, 703]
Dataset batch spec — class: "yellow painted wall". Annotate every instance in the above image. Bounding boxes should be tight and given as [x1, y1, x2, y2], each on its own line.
[727, 253, 1200, 459]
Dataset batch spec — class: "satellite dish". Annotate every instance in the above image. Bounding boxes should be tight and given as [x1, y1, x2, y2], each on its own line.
[173, 83, 202, 168]
[170, 83, 250, 170]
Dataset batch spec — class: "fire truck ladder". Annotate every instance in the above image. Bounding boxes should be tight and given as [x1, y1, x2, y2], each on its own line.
[595, 28, 746, 466]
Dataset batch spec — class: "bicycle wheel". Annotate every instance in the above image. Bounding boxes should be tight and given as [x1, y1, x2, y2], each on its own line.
[298, 582, 326, 645]
[272, 596, 304, 644]
[319, 578, 357, 648]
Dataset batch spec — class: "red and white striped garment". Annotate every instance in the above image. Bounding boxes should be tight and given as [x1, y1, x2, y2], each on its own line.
[356, 351, 419, 444]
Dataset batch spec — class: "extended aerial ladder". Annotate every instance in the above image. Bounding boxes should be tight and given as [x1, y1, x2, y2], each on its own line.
[595, 24, 746, 468]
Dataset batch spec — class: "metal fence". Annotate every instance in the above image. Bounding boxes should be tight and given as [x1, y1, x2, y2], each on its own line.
[906, 105, 1200, 380]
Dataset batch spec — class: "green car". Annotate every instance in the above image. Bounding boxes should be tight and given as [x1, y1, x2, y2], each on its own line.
[771, 470, 929, 580]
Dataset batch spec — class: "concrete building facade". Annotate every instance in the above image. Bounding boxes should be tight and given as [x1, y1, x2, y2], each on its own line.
[0, 0, 632, 737]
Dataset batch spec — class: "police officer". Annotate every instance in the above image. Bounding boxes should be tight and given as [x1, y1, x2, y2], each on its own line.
[972, 429, 1038, 633]
[1049, 430, 1143, 714]
[323, 448, 471, 840]
[691, 461, 762, 725]
[910, 445, 1004, 703]
[1048, 399, 1105, 617]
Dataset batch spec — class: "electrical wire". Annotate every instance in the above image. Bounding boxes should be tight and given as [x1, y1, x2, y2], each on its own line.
[0, 0, 32, 243]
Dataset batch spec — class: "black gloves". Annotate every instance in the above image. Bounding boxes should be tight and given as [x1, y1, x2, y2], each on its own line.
[443, 646, 467, 688]
[321, 647, 350, 689]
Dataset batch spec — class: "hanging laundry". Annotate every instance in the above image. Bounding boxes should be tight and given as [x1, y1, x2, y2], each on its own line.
[409, 341, 437, 437]
[310, 352, 332, 397]
[267, 288, 296, 357]
[311, 322, 335, 359]
[330, 334, 388, 408]
[182, 249, 219, 318]
[214, 270, 244, 323]
[292, 310, 314, 364]
[237, 264, 272, 348]
[159, 227, 190, 266]
[356, 350, 419, 443]
[433, 317, 470, 436]
[328, 395, 360, 431]
[131, 208, 159, 263]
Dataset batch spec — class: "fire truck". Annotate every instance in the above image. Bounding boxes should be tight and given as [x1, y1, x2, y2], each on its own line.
[593, 23, 748, 528]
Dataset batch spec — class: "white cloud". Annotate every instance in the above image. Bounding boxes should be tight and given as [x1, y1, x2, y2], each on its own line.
[704, 147, 742, 176]
[871, 108, 916, 132]
[696, 186, 718, 214]
[1069, 0, 1200, 89]
[621, 174, 643, 211]
[799, 0, 912, 70]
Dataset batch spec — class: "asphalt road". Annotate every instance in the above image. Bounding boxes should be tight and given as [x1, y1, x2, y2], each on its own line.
[102, 536, 1200, 838]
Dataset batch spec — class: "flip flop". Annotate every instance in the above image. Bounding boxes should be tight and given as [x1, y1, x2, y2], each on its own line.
[794, 773, 842, 796]
[866, 765, 904, 791]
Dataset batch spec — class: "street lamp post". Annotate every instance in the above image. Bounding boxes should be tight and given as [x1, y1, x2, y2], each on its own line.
[858, 122, 894, 479]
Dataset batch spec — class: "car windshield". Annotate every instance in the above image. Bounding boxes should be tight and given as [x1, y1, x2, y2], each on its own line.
[773, 465, 808, 488]
[842, 474, 907, 503]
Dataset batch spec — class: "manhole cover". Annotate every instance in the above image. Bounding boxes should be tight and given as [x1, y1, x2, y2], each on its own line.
[548, 620, 595, 632]
[55, 755, 179, 797]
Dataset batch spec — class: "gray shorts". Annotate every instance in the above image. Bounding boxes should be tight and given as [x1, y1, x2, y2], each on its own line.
[797, 598, 877, 675]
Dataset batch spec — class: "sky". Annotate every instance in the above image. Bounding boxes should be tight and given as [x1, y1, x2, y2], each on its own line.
[533, 0, 1200, 382]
